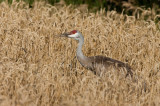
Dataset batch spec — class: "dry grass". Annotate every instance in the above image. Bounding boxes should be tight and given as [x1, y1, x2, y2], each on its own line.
[0, 1, 160, 106]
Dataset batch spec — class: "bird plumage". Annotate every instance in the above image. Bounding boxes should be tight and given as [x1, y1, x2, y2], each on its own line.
[77, 55, 133, 77]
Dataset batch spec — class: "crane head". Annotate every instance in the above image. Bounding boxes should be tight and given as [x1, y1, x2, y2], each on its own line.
[60, 30, 81, 40]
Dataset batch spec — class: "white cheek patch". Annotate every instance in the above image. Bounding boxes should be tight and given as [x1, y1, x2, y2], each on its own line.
[68, 33, 79, 38]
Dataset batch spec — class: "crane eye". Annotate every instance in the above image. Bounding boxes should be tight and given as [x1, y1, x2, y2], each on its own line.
[70, 30, 77, 34]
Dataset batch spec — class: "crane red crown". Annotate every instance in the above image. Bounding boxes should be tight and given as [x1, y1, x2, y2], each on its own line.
[70, 30, 77, 34]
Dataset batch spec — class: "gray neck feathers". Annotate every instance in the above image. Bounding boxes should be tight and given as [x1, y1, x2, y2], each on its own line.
[76, 34, 87, 60]
[76, 33, 91, 68]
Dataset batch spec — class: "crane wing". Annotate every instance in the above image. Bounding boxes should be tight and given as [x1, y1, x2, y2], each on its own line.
[88, 56, 133, 77]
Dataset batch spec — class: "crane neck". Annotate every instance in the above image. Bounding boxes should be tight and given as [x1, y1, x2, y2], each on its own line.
[76, 35, 87, 59]
[76, 33, 91, 69]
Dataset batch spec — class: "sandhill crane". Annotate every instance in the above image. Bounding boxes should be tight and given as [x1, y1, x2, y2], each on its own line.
[60, 30, 133, 77]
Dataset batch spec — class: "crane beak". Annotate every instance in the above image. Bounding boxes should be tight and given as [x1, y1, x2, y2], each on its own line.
[59, 32, 70, 37]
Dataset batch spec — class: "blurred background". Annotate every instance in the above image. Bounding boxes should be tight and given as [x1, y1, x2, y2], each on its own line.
[1, 0, 160, 14]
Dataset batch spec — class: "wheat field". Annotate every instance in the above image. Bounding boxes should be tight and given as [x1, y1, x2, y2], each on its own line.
[0, 1, 160, 106]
